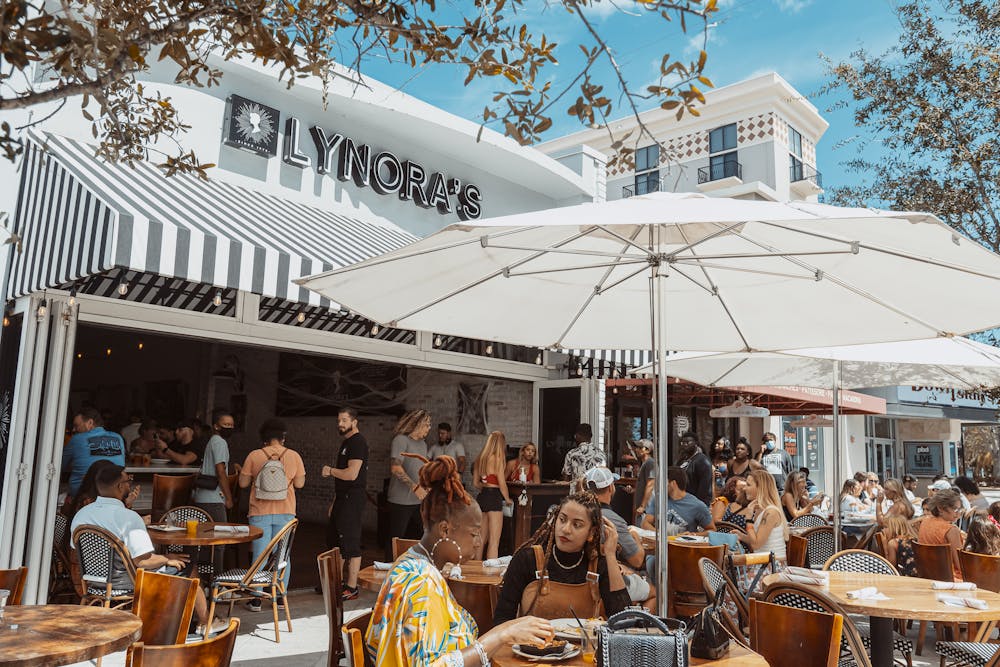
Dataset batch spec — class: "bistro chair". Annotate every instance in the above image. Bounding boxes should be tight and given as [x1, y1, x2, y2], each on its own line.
[713, 520, 746, 534]
[934, 551, 1000, 667]
[762, 581, 871, 667]
[391, 537, 418, 559]
[0, 567, 28, 605]
[801, 526, 837, 570]
[161, 505, 214, 579]
[697, 556, 749, 645]
[72, 524, 137, 608]
[914, 542, 959, 654]
[132, 569, 199, 645]
[207, 518, 298, 642]
[749, 596, 847, 667]
[937, 621, 1000, 667]
[667, 542, 725, 618]
[50, 513, 77, 602]
[343, 610, 374, 667]
[791, 514, 829, 529]
[317, 547, 345, 666]
[125, 618, 239, 667]
[150, 474, 195, 524]
[787, 534, 809, 568]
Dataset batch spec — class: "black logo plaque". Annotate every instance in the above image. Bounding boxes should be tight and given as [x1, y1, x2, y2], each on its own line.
[224, 95, 280, 156]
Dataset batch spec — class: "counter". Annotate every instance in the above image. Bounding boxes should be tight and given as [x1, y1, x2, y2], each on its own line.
[503, 481, 572, 553]
[124, 463, 200, 512]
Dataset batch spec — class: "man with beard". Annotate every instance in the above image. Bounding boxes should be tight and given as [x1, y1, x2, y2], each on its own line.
[322, 406, 368, 600]
[428, 422, 466, 474]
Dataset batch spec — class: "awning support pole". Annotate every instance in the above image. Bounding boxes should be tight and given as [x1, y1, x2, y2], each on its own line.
[832, 359, 842, 552]
[654, 260, 670, 617]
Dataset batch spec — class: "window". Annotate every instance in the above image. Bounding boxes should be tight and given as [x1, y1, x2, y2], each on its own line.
[634, 171, 660, 195]
[709, 124, 736, 153]
[635, 145, 659, 172]
[789, 126, 804, 181]
[709, 152, 739, 181]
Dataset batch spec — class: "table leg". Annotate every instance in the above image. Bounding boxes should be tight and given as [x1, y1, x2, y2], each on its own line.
[869, 616, 894, 667]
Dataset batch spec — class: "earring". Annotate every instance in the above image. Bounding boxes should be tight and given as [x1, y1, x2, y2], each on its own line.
[431, 537, 462, 562]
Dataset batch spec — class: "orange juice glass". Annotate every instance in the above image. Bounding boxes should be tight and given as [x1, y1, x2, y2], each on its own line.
[185, 520, 198, 537]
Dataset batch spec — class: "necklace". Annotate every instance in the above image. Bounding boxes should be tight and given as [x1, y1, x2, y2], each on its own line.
[412, 542, 434, 564]
[551, 546, 585, 570]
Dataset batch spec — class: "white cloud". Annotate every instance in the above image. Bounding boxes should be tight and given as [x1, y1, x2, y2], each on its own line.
[773, 0, 814, 13]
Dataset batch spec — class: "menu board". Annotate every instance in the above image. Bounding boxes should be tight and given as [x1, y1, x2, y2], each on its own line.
[904, 441, 944, 476]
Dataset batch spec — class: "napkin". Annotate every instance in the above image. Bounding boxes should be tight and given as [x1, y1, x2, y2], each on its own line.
[846, 587, 889, 600]
[483, 556, 512, 568]
[779, 573, 829, 587]
[373, 561, 394, 571]
[213, 525, 249, 534]
[932, 581, 977, 590]
[446, 564, 463, 580]
[786, 567, 829, 580]
[937, 594, 988, 609]
[634, 528, 656, 540]
[148, 525, 184, 532]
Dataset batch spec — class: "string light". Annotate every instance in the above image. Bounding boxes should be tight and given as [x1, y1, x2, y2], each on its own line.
[76, 352, 83, 359]
[213, 290, 223, 307]
[117, 281, 129, 296]
[576, 365, 584, 377]
[535, 352, 542, 365]
[137, 342, 144, 351]
[296, 312, 306, 323]
[370, 324, 380, 336]
[68, 288, 77, 307]
[434, 335, 443, 347]
[36, 299, 47, 319]
[2, 315, 8, 327]
[106, 347, 112, 357]
[485, 343, 493, 355]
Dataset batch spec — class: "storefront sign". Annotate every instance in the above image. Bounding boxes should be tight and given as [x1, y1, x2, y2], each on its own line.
[904, 440, 944, 476]
[709, 400, 770, 418]
[899, 386, 1000, 410]
[224, 95, 483, 220]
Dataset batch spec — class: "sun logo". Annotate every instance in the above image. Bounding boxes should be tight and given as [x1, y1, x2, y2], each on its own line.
[235, 102, 275, 144]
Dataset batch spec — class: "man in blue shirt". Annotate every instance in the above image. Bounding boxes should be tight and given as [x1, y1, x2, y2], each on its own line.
[62, 407, 126, 497]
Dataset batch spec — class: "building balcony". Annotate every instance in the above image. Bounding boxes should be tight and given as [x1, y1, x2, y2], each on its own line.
[622, 179, 662, 198]
[790, 162, 823, 198]
[697, 161, 743, 193]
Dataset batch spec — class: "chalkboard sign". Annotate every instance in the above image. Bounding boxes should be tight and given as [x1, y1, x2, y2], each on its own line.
[904, 441, 944, 476]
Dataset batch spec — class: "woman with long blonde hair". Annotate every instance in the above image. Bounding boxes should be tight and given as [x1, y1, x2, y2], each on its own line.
[876, 478, 915, 524]
[744, 469, 789, 558]
[475, 431, 512, 559]
[505, 442, 541, 484]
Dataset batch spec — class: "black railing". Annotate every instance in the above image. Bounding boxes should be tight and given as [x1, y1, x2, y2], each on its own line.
[790, 162, 823, 188]
[697, 161, 742, 184]
[622, 178, 662, 198]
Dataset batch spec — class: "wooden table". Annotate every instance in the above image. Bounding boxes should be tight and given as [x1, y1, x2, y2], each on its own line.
[358, 560, 507, 593]
[491, 641, 767, 666]
[765, 571, 1000, 667]
[147, 522, 262, 547]
[0, 604, 142, 667]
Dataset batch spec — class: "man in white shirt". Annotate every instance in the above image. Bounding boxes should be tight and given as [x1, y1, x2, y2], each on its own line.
[71, 464, 225, 634]
[428, 422, 466, 473]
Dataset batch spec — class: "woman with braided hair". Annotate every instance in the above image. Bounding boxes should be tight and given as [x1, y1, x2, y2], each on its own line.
[492, 492, 630, 625]
[366, 455, 553, 667]
[385, 409, 433, 561]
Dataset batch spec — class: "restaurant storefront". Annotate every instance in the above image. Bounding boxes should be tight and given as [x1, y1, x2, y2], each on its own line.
[0, 55, 601, 602]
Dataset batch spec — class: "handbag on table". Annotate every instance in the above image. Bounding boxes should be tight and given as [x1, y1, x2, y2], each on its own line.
[689, 583, 731, 659]
[596, 609, 688, 667]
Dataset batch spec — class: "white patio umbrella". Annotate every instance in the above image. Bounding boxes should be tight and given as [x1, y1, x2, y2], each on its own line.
[298, 191, 1000, 621]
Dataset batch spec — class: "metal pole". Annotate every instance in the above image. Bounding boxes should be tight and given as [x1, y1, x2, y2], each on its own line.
[654, 259, 670, 617]
[832, 360, 841, 552]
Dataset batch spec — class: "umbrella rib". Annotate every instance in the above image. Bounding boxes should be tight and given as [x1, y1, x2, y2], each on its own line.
[668, 265, 719, 295]
[481, 243, 649, 260]
[680, 250, 857, 260]
[505, 259, 647, 278]
[707, 357, 752, 387]
[671, 260, 818, 280]
[664, 221, 758, 259]
[592, 264, 654, 296]
[730, 229, 947, 337]
[593, 225, 657, 256]
[933, 364, 978, 390]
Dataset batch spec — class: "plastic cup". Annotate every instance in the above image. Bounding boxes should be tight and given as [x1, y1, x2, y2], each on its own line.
[186, 520, 198, 537]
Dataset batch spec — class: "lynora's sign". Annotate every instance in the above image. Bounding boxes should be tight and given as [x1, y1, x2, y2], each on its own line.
[223, 94, 483, 220]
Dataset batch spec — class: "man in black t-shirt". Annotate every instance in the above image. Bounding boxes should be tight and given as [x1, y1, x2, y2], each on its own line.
[678, 432, 714, 507]
[322, 406, 368, 600]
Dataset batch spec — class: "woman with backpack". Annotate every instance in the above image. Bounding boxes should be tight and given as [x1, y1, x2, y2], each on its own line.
[239, 417, 306, 611]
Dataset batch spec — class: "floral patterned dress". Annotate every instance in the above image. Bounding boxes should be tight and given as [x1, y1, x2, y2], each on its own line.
[365, 550, 478, 667]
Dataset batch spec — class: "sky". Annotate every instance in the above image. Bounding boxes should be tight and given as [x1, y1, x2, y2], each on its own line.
[353, 0, 907, 196]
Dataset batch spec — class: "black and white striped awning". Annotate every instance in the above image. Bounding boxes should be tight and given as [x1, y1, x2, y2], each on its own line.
[566, 348, 653, 367]
[8, 132, 417, 305]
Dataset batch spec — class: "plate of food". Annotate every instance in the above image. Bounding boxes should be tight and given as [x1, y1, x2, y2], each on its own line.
[550, 618, 602, 641]
[149, 458, 170, 465]
[511, 641, 580, 662]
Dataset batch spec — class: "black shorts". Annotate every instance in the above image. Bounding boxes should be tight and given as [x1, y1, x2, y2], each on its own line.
[333, 488, 365, 558]
[478, 487, 504, 513]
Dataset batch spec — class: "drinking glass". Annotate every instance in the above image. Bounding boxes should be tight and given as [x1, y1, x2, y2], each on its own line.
[0, 589, 9, 628]
[579, 627, 595, 665]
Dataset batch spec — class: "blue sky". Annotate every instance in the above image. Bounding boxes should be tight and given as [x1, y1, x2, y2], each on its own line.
[358, 0, 907, 195]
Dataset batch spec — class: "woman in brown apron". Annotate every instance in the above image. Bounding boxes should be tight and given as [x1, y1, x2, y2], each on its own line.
[492, 492, 632, 624]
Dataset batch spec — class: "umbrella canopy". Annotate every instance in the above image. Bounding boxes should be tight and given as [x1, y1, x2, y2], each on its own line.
[298, 192, 1000, 352]
[637, 336, 1000, 390]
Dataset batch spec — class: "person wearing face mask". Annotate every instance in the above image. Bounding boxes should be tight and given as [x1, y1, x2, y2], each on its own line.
[758, 432, 793, 494]
[193, 409, 236, 527]
[710, 436, 732, 494]
[678, 432, 714, 507]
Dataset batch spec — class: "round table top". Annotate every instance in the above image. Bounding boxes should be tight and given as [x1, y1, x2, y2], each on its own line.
[490, 641, 767, 666]
[0, 604, 142, 667]
[765, 571, 1000, 622]
[358, 560, 507, 593]
[147, 522, 263, 546]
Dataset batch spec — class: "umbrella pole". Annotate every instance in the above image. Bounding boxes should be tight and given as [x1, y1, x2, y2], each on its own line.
[832, 360, 842, 552]
[654, 264, 670, 617]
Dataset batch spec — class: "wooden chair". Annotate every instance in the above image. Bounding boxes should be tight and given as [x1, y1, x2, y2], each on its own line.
[151, 474, 195, 524]
[914, 542, 959, 653]
[934, 550, 1000, 666]
[761, 581, 867, 667]
[125, 618, 239, 667]
[207, 518, 297, 642]
[874, 531, 889, 558]
[750, 597, 845, 667]
[72, 524, 137, 608]
[317, 547, 345, 666]
[343, 610, 374, 667]
[667, 542, 725, 618]
[801, 526, 836, 570]
[0, 567, 28, 605]
[790, 514, 828, 528]
[959, 550, 1000, 592]
[391, 537, 418, 559]
[787, 534, 809, 568]
[697, 556, 749, 645]
[449, 580, 498, 634]
[132, 569, 199, 646]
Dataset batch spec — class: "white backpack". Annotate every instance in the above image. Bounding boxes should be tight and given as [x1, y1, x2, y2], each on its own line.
[254, 449, 289, 500]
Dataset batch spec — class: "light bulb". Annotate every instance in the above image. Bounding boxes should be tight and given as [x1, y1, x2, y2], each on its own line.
[117, 282, 128, 296]
[213, 290, 222, 307]
[76, 352, 83, 359]
[105, 347, 112, 356]
[371, 324, 380, 335]
[68, 288, 77, 307]
[2, 315, 8, 327]
[535, 352, 542, 365]
[577, 366, 584, 376]
[296, 312, 306, 323]
[137, 342, 144, 351]
[434, 335, 443, 347]
[485, 343, 493, 355]
[613, 387, 619, 394]
[37, 300, 47, 318]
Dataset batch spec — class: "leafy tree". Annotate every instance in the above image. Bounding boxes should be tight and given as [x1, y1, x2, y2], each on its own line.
[822, 0, 1000, 253]
[0, 0, 717, 176]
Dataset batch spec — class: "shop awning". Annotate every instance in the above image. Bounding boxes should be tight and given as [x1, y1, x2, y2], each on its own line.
[8, 132, 417, 305]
